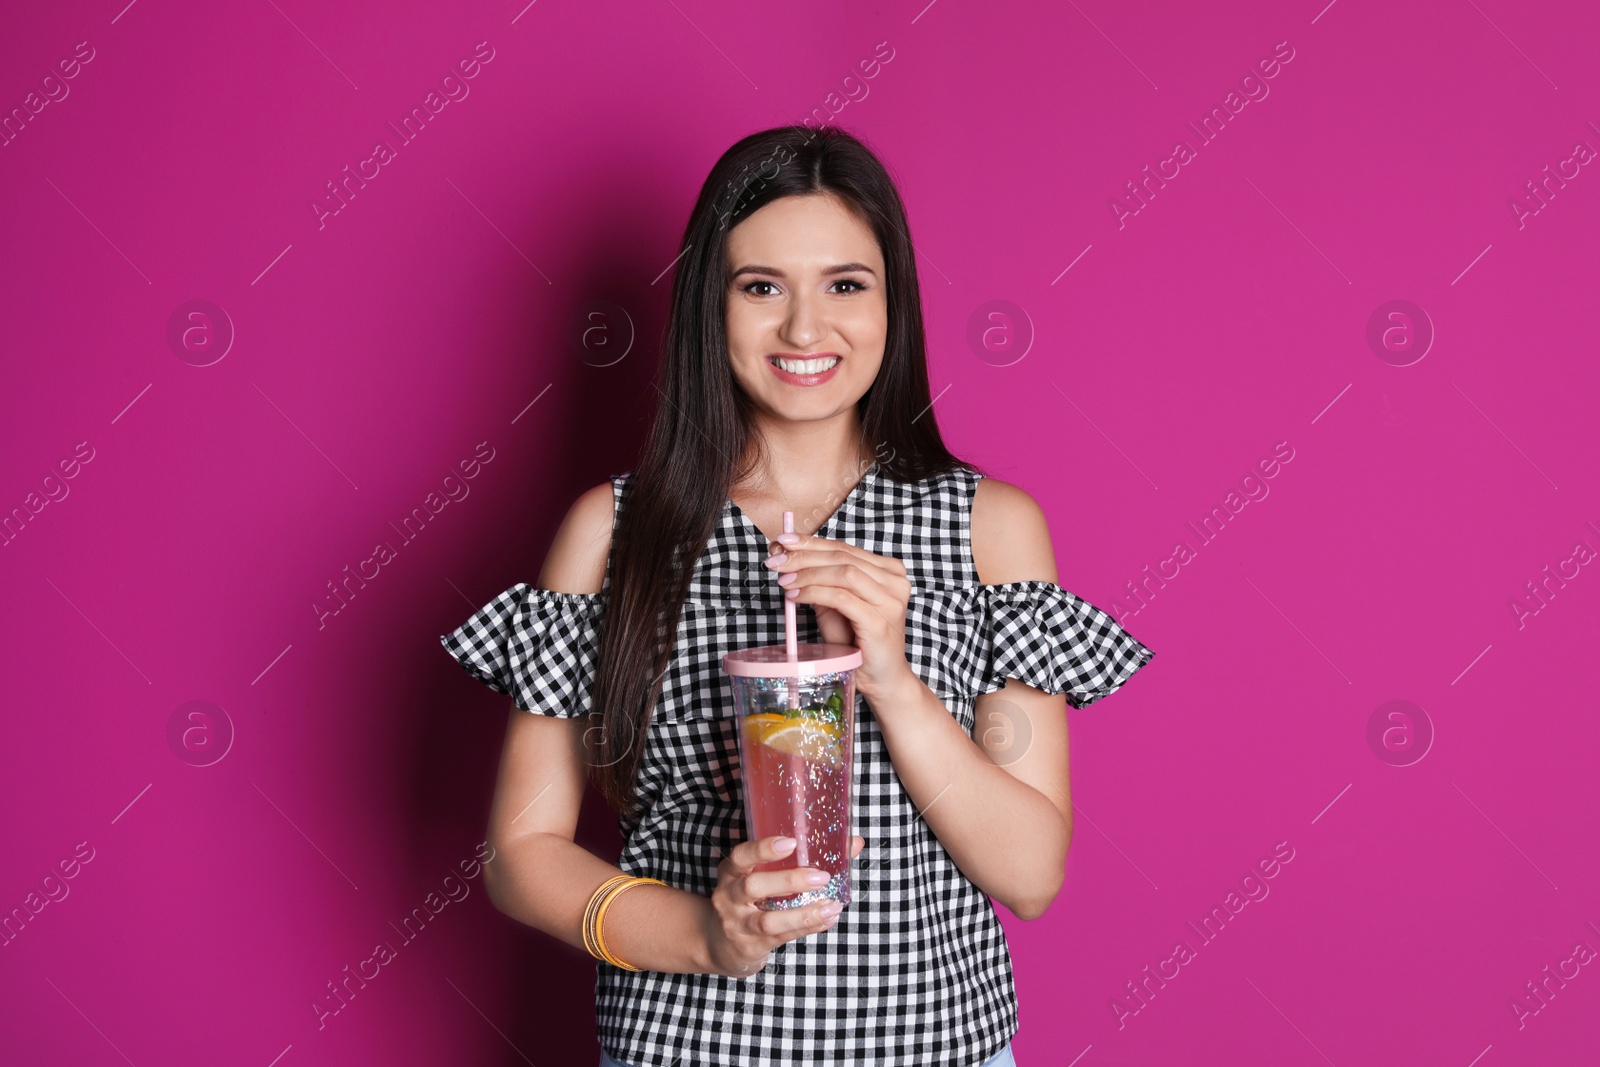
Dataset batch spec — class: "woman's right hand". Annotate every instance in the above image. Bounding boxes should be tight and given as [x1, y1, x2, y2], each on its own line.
[704, 834, 866, 978]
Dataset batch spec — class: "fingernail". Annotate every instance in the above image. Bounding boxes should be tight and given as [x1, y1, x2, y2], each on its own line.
[777, 572, 796, 586]
[774, 837, 796, 853]
[763, 553, 787, 568]
[778, 532, 800, 545]
[819, 902, 843, 917]
[785, 588, 799, 599]
[805, 870, 829, 885]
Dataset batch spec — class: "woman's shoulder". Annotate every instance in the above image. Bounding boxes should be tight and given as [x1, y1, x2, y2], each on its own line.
[537, 479, 617, 596]
[969, 476, 1057, 586]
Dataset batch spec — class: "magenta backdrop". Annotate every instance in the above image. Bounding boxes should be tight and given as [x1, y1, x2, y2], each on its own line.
[2, 1, 1597, 1064]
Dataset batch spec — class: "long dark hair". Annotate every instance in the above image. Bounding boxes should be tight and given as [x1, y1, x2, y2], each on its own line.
[588, 123, 976, 813]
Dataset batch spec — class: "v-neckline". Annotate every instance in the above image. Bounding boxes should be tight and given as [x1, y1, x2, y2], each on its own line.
[725, 461, 880, 549]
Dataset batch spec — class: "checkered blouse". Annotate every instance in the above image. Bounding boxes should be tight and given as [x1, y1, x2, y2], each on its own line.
[439, 461, 1154, 1066]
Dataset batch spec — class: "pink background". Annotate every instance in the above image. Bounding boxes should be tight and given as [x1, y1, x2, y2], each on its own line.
[2, 1, 1596, 1064]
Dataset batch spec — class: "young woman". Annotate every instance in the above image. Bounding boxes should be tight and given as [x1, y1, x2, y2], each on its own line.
[440, 124, 1154, 1067]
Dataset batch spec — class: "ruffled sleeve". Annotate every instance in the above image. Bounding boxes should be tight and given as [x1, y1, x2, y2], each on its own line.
[438, 582, 607, 717]
[976, 580, 1154, 708]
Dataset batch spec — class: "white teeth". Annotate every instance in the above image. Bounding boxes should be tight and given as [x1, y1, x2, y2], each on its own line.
[772, 356, 840, 375]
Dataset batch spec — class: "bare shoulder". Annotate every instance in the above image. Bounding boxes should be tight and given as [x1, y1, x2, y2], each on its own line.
[970, 476, 1058, 585]
[536, 480, 616, 596]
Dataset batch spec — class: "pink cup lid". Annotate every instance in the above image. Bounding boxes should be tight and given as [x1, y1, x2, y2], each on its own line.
[722, 642, 863, 678]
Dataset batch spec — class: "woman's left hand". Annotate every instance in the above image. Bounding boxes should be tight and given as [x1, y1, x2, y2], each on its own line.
[764, 533, 919, 702]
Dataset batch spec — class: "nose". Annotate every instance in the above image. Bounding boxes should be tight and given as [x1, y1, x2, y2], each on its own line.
[780, 289, 825, 349]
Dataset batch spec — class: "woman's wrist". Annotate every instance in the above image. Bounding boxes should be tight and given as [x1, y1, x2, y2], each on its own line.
[858, 663, 926, 717]
[598, 881, 717, 975]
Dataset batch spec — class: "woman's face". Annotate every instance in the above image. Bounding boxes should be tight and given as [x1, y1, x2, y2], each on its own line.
[724, 192, 888, 428]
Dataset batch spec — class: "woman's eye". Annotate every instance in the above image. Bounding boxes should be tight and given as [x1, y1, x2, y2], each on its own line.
[740, 279, 867, 296]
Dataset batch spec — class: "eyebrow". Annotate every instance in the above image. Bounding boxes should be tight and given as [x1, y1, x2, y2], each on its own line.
[729, 262, 878, 279]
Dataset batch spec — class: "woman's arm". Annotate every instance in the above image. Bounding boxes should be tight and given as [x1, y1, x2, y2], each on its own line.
[479, 481, 716, 972]
[482, 715, 720, 971]
[866, 479, 1072, 920]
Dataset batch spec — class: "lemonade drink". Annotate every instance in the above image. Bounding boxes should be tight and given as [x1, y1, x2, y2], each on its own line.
[723, 645, 861, 911]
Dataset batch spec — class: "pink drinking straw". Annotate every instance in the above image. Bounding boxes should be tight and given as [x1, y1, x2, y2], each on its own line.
[781, 510, 810, 870]
[783, 510, 799, 710]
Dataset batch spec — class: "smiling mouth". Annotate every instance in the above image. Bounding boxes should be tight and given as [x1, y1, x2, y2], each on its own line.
[768, 355, 841, 375]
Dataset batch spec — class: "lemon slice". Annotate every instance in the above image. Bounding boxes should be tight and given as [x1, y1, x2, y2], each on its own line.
[744, 712, 787, 730]
[761, 720, 844, 766]
[743, 713, 787, 744]
[806, 717, 844, 742]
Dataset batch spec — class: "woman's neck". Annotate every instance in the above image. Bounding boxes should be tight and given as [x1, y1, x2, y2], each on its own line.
[733, 414, 875, 526]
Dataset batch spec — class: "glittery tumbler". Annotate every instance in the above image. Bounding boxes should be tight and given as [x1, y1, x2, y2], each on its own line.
[722, 643, 861, 910]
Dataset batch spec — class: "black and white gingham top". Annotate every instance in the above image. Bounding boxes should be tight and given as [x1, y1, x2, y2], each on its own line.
[440, 461, 1154, 1067]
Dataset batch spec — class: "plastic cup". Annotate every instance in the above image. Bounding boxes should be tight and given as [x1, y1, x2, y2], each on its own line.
[722, 642, 862, 910]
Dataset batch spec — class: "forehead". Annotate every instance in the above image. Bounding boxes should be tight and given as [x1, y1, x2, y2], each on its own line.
[726, 194, 882, 269]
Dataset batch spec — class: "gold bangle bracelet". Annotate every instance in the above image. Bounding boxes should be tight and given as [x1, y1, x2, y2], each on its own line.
[593, 877, 638, 969]
[595, 883, 662, 972]
[595, 877, 666, 972]
[582, 875, 648, 964]
[582, 876, 633, 962]
[593, 876, 667, 972]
